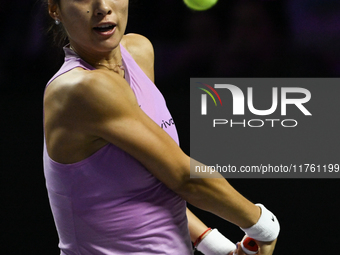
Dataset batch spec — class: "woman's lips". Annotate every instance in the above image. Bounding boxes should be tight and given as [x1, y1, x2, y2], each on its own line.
[93, 23, 116, 36]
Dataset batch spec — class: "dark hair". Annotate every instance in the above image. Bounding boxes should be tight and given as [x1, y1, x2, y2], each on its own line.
[41, 0, 68, 47]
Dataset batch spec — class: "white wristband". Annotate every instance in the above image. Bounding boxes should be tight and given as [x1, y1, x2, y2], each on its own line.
[196, 228, 236, 255]
[241, 204, 280, 242]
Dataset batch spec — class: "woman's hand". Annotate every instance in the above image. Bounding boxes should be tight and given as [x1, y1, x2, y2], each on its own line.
[256, 239, 277, 255]
[230, 236, 277, 255]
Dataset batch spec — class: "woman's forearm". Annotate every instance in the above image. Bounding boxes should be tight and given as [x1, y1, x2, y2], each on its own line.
[186, 208, 211, 243]
[177, 159, 261, 229]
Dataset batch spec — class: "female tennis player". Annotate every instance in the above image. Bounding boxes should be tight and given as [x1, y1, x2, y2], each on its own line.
[43, 0, 279, 254]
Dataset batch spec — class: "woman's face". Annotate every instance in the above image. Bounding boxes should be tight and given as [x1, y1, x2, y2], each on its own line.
[50, 0, 128, 54]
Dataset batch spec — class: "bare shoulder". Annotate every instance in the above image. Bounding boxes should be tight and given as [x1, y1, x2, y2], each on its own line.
[121, 33, 154, 60]
[44, 68, 139, 163]
[45, 68, 137, 131]
[121, 33, 155, 82]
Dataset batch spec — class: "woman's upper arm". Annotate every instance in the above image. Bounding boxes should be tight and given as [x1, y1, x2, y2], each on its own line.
[66, 69, 189, 191]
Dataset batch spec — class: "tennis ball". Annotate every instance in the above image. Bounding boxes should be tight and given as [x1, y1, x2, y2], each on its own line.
[183, 0, 218, 11]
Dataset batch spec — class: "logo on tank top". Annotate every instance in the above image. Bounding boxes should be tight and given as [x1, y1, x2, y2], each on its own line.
[161, 118, 175, 129]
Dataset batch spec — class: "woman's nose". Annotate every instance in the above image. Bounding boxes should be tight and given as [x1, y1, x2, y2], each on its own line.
[94, 0, 112, 16]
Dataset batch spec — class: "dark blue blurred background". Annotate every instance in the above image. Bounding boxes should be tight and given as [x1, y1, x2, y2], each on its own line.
[2, 0, 340, 254]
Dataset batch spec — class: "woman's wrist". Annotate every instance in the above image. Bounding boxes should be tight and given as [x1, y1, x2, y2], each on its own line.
[196, 228, 236, 255]
[240, 204, 280, 242]
[193, 227, 212, 247]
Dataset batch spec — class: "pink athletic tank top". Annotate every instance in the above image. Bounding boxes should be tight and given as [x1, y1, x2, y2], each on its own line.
[43, 45, 192, 255]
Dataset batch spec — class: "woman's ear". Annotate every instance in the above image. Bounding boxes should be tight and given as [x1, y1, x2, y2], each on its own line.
[48, 0, 61, 22]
